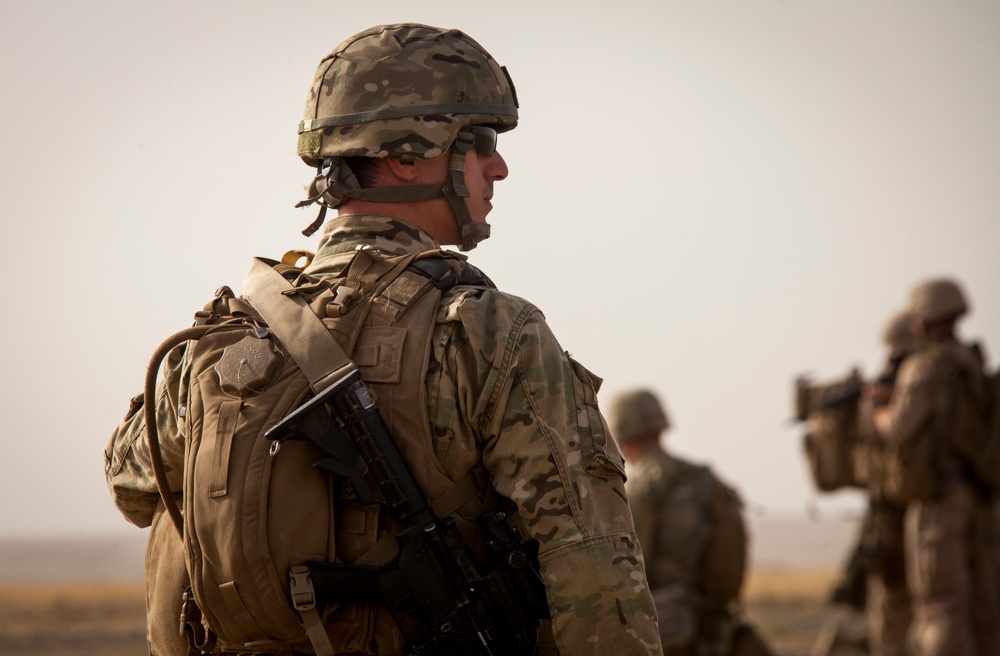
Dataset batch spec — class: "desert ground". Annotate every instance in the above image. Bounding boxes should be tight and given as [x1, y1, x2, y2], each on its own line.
[0, 519, 865, 655]
[0, 567, 868, 656]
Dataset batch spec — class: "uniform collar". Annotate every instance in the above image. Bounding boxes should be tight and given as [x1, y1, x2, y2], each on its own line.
[306, 214, 445, 276]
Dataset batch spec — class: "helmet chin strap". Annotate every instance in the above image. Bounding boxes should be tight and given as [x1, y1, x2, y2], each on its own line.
[297, 130, 489, 250]
[440, 144, 489, 252]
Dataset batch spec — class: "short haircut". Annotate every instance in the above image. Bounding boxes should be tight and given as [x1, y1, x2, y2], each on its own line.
[343, 157, 380, 188]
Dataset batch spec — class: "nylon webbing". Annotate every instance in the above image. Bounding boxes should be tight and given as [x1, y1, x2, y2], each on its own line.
[289, 565, 335, 656]
[241, 258, 354, 393]
[298, 102, 517, 132]
[345, 183, 445, 203]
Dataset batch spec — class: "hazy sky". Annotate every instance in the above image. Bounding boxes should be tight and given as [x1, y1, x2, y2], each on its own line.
[2, 0, 998, 538]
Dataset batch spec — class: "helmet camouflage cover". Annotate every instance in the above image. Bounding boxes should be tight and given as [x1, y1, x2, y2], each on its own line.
[908, 278, 969, 322]
[298, 23, 519, 166]
[606, 389, 671, 444]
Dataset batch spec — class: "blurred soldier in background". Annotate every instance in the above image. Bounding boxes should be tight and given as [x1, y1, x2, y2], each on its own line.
[863, 278, 999, 656]
[854, 310, 917, 656]
[607, 388, 775, 656]
[793, 363, 867, 656]
[795, 310, 917, 656]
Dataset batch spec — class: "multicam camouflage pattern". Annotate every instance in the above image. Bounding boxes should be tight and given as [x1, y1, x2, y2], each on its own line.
[105, 214, 661, 655]
[298, 23, 519, 166]
[105, 346, 186, 527]
[307, 212, 452, 260]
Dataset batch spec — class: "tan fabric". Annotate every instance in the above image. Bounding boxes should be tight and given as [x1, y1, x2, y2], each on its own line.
[146, 506, 193, 656]
[906, 479, 1000, 656]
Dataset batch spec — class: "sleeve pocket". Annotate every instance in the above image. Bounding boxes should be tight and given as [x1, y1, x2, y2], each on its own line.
[106, 393, 146, 478]
[566, 355, 626, 480]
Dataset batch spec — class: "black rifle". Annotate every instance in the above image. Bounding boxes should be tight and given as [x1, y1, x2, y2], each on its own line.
[794, 354, 912, 421]
[266, 368, 548, 655]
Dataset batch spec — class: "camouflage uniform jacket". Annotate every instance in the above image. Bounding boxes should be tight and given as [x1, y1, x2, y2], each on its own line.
[880, 340, 983, 447]
[878, 339, 990, 487]
[105, 215, 661, 655]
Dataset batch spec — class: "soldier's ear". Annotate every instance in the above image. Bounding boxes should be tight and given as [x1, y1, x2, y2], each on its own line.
[384, 158, 420, 182]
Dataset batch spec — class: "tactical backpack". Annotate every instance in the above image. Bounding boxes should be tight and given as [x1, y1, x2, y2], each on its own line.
[647, 461, 749, 654]
[697, 468, 748, 607]
[794, 370, 865, 492]
[949, 356, 1000, 492]
[143, 248, 507, 654]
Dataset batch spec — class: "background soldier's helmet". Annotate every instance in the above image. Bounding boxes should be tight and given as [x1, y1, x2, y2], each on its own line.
[295, 23, 519, 248]
[606, 389, 671, 443]
[908, 278, 969, 322]
[882, 310, 917, 351]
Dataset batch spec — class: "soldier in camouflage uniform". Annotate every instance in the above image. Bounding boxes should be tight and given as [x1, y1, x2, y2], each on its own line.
[104, 23, 661, 655]
[855, 310, 916, 656]
[607, 388, 770, 656]
[864, 278, 999, 656]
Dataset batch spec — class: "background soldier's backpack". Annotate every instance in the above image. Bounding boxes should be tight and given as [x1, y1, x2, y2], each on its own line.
[144, 249, 484, 654]
[794, 370, 865, 492]
[697, 468, 749, 606]
[949, 355, 1000, 492]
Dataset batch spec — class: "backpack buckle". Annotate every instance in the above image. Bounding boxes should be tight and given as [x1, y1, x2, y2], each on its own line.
[289, 565, 317, 612]
[326, 285, 360, 317]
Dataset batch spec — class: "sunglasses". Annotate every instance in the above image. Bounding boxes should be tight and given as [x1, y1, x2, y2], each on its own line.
[456, 126, 498, 156]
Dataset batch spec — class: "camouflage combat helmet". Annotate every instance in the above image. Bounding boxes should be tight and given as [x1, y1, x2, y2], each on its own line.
[606, 389, 671, 443]
[295, 23, 519, 250]
[882, 309, 917, 351]
[908, 278, 969, 322]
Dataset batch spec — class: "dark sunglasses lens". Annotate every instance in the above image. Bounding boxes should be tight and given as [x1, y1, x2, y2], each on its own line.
[472, 127, 497, 156]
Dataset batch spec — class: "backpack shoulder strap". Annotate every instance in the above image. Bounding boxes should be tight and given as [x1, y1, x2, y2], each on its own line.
[241, 256, 360, 393]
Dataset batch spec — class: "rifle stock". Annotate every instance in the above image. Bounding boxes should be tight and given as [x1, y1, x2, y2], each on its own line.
[266, 368, 547, 655]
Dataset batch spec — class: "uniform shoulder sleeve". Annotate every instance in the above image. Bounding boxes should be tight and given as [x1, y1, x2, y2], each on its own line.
[434, 287, 661, 654]
[104, 343, 188, 528]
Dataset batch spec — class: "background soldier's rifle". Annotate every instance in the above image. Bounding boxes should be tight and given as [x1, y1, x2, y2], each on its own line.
[794, 351, 912, 424]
